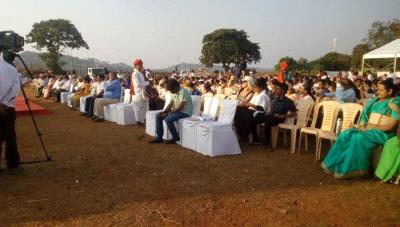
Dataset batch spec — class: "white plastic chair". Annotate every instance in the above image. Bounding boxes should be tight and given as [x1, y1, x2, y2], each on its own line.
[181, 97, 219, 150]
[271, 99, 314, 153]
[315, 103, 363, 161]
[297, 101, 340, 155]
[195, 99, 241, 157]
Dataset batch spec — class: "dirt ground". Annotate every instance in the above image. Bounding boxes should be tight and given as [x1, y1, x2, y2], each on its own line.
[0, 89, 399, 226]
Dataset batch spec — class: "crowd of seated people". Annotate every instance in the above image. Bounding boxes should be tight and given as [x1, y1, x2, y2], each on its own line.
[31, 66, 400, 185]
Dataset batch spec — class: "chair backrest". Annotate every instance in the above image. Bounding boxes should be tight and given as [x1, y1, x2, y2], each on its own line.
[217, 99, 238, 124]
[163, 92, 172, 111]
[309, 102, 323, 128]
[191, 95, 201, 116]
[296, 99, 315, 127]
[207, 97, 220, 120]
[320, 101, 341, 131]
[202, 96, 213, 116]
[339, 103, 363, 131]
[123, 89, 131, 103]
[215, 94, 226, 101]
[358, 98, 371, 107]
[323, 96, 337, 101]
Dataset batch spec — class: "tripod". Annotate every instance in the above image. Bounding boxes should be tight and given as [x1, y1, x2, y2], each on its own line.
[0, 53, 51, 168]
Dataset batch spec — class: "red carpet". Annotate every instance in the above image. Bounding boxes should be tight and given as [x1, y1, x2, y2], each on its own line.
[15, 96, 49, 116]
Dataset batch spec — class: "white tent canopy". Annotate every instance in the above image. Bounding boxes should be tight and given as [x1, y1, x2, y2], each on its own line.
[362, 39, 400, 74]
[363, 39, 400, 59]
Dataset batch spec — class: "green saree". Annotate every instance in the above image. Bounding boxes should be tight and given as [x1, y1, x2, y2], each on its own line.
[322, 97, 400, 179]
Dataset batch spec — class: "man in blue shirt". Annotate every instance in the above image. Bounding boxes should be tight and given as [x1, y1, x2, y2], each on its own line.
[92, 72, 122, 122]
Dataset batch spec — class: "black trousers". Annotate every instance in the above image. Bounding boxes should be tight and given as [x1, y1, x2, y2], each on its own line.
[0, 108, 20, 168]
[55, 89, 66, 102]
[85, 95, 102, 115]
[262, 115, 285, 145]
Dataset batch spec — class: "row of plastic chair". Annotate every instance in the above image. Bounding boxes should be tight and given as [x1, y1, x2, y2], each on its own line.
[271, 100, 364, 162]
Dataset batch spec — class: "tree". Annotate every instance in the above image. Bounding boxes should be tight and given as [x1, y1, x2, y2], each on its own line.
[364, 19, 400, 49]
[296, 57, 312, 72]
[318, 52, 351, 71]
[26, 19, 89, 74]
[200, 29, 261, 71]
[351, 43, 369, 70]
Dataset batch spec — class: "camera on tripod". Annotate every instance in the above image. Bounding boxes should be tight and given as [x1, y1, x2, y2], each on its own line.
[0, 31, 24, 53]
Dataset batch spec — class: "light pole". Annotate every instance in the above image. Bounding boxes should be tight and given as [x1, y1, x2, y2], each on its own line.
[333, 38, 338, 52]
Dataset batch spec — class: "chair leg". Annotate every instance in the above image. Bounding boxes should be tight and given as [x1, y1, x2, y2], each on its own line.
[298, 132, 303, 154]
[315, 137, 321, 162]
[305, 134, 309, 151]
[271, 127, 278, 150]
[290, 129, 297, 154]
[283, 131, 288, 147]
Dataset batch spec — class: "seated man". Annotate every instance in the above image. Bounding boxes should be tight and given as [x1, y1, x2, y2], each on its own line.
[149, 79, 192, 144]
[92, 72, 122, 122]
[84, 74, 105, 117]
[261, 83, 297, 151]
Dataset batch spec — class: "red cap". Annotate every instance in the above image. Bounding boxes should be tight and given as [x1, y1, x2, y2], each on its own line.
[133, 58, 143, 66]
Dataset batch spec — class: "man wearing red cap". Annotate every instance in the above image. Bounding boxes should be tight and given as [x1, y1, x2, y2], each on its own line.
[131, 59, 148, 126]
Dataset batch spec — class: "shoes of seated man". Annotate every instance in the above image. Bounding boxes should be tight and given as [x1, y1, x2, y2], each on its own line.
[86, 114, 93, 118]
[149, 138, 163, 144]
[81, 113, 87, 116]
[136, 122, 145, 127]
[265, 146, 274, 152]
[165, 137, 180, 144]
[92, 117, 104, 122]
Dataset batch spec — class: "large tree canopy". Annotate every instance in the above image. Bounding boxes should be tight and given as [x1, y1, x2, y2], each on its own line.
[364, 19, 400, 49]
[26, 19, 89, 73]
[318, 52, 351, 71]
[200, 29, 261, 71]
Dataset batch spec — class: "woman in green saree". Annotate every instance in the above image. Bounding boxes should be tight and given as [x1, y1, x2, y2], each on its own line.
[322, 80, 399, 179]
[375, 105, 400, 184]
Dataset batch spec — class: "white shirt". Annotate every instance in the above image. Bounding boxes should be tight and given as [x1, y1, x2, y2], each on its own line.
[131, 69, 146, 99]
[0, 59, 21, 108]
[90, 82, 99, 96]
[249, 90, 271, 116]
[96, 81, 105, 95]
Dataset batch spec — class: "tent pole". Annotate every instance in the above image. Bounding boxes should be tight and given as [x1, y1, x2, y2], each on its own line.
[361, 57, 365, 75]
[394, 54, 397, 82]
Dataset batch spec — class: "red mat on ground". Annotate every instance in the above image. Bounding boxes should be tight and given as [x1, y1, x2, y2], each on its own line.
[15, 96, 49, 116]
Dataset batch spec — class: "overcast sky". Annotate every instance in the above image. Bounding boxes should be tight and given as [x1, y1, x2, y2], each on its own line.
[1, 0, 399, 69]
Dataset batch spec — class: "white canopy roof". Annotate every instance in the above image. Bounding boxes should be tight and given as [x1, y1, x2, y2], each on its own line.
[363, 39, 400, 59]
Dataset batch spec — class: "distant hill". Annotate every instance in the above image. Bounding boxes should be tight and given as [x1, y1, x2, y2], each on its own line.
[14, 51, 132, 73]
[155, 62, 272, 73]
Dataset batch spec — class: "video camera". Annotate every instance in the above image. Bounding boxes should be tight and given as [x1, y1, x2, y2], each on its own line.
[0, 31, 24, 53]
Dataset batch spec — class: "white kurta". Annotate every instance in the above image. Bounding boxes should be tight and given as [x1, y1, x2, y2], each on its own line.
[131, 69, 148, 123]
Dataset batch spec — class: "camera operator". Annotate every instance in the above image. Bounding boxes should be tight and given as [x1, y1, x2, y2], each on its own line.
[0, 49, 21, 169]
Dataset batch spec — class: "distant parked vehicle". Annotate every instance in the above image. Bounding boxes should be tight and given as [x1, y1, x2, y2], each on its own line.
[88, 67, 106, 76]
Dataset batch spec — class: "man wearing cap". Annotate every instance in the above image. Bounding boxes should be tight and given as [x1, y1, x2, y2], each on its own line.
[131, 59, 148, 126]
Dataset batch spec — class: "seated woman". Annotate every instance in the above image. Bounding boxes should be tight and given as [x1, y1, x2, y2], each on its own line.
[322, 80, 400, 179]
[71, 77, 91, 110]
[375, 106, 400, 184]
[323, 78, 360, 103]
[234, 78, 270, 143]
[237, 76, 255, 103]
